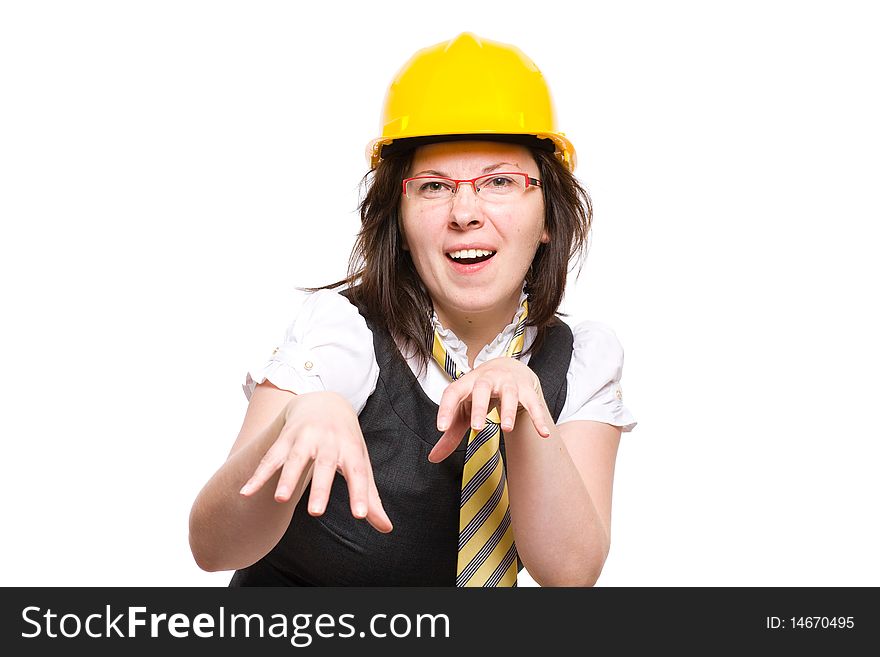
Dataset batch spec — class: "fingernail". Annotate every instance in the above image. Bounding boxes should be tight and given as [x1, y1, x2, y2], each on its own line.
[356, 503, 367, 517]
[239, 483, 251, 495]
[309, 503, 322, 514]
[503, 417, 513, 429]
[543, 426, 551, 437]
[437, 418, 448, 431]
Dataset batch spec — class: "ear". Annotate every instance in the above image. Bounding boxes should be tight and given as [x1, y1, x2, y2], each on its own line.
[540, 229, 550, 244]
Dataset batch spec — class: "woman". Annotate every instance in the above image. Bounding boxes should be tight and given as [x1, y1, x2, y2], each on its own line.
[188, 32, 637, 587]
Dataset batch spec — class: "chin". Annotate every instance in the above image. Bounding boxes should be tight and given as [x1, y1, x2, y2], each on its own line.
[443, 288, 505, 311]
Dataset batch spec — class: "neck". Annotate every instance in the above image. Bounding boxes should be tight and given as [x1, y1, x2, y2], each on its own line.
[434, 290, 523, 369]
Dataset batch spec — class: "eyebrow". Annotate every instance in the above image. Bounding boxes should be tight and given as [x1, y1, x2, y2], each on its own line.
[410, 162, 521, 177]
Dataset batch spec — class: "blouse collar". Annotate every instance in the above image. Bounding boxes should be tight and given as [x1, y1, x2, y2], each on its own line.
[431, 284, 529, 371]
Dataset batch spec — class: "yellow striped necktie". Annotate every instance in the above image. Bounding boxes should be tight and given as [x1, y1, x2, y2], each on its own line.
[431, 298, 529, 587]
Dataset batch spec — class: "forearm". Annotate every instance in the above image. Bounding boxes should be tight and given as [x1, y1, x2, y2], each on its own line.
[188, 408, 312, 572]
[504, 418, 609, 586]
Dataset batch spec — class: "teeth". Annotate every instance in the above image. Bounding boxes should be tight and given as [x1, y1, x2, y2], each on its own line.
[447, 249, 496, 259]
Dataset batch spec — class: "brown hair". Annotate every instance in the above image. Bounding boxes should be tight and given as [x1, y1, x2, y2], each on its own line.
[302, 147, 592, 376]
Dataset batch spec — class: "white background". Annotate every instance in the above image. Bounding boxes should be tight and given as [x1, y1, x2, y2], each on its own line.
[2, 0, 878, 587]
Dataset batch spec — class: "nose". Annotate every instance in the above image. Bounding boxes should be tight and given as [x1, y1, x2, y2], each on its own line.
[449, 182, 483, 229]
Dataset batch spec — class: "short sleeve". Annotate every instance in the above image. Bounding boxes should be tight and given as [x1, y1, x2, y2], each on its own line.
[556, 320, 637, 432]
[242, 288, 380, 415]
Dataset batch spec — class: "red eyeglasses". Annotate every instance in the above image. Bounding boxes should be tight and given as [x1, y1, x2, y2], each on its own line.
[402, 172, 542, 202]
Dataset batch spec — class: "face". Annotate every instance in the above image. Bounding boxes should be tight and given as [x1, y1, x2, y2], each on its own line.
[400, 141, 549, 324]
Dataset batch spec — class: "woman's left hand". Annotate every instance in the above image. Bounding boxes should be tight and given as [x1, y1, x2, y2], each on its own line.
[429, 357, 554, 463]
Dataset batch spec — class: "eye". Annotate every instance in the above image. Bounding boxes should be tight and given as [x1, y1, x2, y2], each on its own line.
[418, 180, 454, 195]
[477, 175, 522, 194]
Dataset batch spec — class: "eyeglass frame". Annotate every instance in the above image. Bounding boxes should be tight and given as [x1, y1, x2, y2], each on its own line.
[401, 172, 542, 200]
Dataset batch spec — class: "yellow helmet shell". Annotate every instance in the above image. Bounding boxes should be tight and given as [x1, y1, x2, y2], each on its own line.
[367, 32, 576, 172]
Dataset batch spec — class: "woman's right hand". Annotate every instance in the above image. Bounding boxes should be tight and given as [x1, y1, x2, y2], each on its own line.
[238, 390, 393, 534]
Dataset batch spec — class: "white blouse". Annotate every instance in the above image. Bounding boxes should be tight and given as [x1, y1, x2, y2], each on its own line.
[243, 288, 637, 432]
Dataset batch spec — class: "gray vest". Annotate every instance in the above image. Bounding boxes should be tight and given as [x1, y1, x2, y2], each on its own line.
[230, 290, 573, 586]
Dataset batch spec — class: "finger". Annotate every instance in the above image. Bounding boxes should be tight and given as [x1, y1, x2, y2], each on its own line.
[499, 383, 519, 431]
[240, 444, 289, 496]
[436, 379, 469, 432]
[364, 456, 393, 533]
[274, 445, 314, 502]
[365, 495, 393, 533]
[340, 449, 370, 520]
[305, 453, 339, 514]
[470, 379, 493, 431]
[429, 413, 471, 463]
[519, 391, 553, 438]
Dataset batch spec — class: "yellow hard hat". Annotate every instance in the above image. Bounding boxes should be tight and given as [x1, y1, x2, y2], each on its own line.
[367, 32, 576, 172]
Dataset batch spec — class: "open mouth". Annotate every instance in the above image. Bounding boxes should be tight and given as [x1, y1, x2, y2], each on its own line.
[445, 249, 497, 265]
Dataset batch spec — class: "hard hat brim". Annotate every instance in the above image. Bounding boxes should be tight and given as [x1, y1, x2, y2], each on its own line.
[380, 133, 556, 158]
[367, 132, 576, 172]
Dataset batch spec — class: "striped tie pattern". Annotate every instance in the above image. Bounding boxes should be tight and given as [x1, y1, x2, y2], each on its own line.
[431, 298, 529, 587]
